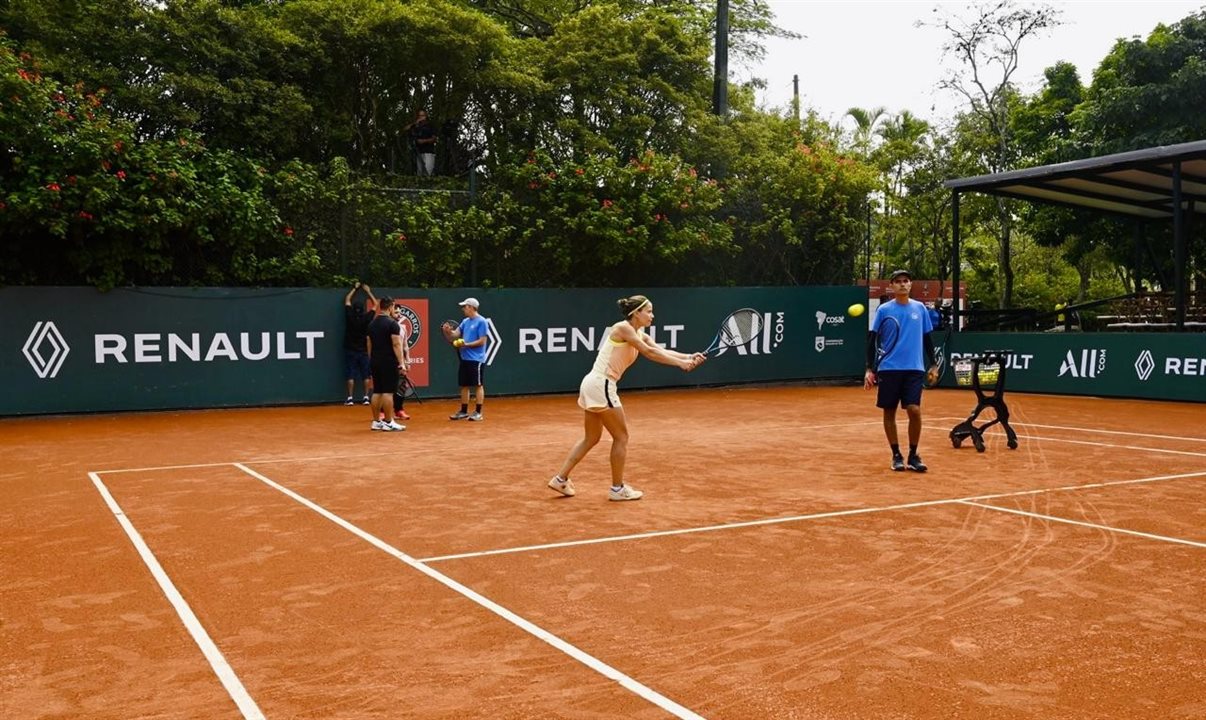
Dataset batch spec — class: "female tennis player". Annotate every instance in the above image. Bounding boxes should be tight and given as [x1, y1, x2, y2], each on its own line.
[548, 295, 706, 501]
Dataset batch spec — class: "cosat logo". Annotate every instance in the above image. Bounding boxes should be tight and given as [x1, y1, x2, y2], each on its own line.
[23, 321, 71, 378]
[1134, 350, 1155, 381]
[815, 310, 846, 330]
[1058, 348, 1106, 378]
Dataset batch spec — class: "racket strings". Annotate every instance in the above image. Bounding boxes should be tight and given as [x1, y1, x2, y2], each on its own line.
[722, 310, 760, 345]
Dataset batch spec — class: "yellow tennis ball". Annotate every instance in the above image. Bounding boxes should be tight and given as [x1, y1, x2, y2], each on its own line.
[848, 303, 865, 318]
[453, 338, 465, 347]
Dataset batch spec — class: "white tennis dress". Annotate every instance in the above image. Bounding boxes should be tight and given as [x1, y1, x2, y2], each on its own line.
[577, 326, 641, 411]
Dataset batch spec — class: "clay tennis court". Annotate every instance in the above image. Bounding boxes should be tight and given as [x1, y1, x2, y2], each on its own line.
[3, 385, 1204, 719]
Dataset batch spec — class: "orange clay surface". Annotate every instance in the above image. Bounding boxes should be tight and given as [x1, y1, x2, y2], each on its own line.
[2, 386, 1205, 719]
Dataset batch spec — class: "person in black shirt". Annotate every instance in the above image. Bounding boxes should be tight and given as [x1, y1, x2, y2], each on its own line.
[343, 282, 376, 405]
[405, 110, 437, 176]
[365, 297, 406, 431]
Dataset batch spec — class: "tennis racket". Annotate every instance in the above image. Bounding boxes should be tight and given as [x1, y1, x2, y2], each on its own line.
[701, 308, 762, 357]
[926, 321, 954, 388]
[873, 314, 901, 372]
[442, 318, 462, 357]
[397, 374, 423, 404]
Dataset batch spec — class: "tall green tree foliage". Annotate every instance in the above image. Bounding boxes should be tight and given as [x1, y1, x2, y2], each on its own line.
[0, 38, 319, 288]
[929, 0, 1061, 308]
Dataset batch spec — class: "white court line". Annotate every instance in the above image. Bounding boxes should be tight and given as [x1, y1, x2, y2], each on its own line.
[97, 419, 1200, 476]
[932, 416, 1206, 444]
[231, 463, 704, 720]
[420, 470, 1206, 563]
[93, 420, 884, 475]
[988, 421, 1206, 443]
[959, 500, 1206, 549]
[88, 472, 265, 720]
[923, 424, 1206, 458]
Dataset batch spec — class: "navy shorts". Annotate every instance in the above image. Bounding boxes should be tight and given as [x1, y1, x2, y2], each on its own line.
[458, 359, 485, 388]
[345, 350, 370, 380]
[876, 370, 925, 409]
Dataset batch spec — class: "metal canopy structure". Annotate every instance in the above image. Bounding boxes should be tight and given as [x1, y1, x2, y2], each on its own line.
[944, 140, 1206, 330]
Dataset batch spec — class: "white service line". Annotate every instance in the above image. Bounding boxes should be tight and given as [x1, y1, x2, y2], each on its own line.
[420, 497, 963, 563]
[959, 500, 1206, 549]
[421, 470, 1206, 563]
[991, 421, 1206, 443]
[923, 424, 1206, 458]
[231, 463, 705, 720]
[95, 421, 884, 475]
[88, 472, 265, 720]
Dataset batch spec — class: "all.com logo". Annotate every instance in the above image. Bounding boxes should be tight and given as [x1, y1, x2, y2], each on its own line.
[23, 321, 71, 378]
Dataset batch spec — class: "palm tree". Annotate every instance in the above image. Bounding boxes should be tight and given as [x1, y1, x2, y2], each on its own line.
[844, 105, 887, 153]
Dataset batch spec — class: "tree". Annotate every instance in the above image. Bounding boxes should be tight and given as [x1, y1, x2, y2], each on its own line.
[927, 0, 1061, 308]
[1077, 12, 1206, 154]
[844, 105, 887, 153]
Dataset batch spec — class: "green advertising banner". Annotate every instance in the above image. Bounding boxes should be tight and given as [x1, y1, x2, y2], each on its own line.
[1, 286, 867, 416]
[935, 331, 1206, 402]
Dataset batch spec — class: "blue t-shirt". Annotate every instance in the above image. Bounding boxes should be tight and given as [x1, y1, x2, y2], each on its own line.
[457, 316, 490, 362]
[871, 299, 933, 371]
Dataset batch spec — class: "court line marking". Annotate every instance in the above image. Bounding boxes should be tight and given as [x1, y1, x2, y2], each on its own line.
[230, 463, 704, 720]
[89, 417, 1195, 476]
[91, 421, 886, 475]
[419, 470, 1206, 563]
[923, 424, 1206, 458]
[932, 417, 1206, 443]
[959, 500, 1206, 549]
[88, 472, 265, 720]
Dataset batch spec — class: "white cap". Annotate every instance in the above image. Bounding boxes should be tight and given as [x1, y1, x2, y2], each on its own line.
[458, 297, 480, 309]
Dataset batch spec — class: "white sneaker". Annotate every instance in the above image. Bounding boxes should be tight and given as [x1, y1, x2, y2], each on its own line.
[608, 485, 643, 501]
[382, 420, 406, 431]
[370, 420, 386, 431]
[547, 476, 575, 497]
[467, 412, 484, 422]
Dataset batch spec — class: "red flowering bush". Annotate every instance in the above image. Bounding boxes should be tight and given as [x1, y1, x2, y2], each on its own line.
[0, 38, 314, 287]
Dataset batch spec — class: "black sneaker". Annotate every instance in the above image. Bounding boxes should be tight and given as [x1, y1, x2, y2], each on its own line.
[891, 454, 905, 471]
[907, 455, 928, 472]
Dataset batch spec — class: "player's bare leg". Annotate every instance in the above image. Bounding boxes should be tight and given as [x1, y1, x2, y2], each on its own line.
[557, 411, 604, 479]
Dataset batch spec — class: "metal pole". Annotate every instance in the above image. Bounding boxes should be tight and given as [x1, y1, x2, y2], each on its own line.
[951, 191, 961, 333]
[713, 0, 729, 116]
[1174, 162, 1186, 330]
[792, 74, 800, 123]
[864, 200, 871, 284]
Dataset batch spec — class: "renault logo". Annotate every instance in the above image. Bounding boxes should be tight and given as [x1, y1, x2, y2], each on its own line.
[23, 321, 70, 378]
[1134, 349, 1155, 381]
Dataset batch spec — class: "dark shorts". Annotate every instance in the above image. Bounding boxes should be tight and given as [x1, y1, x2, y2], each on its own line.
[370, 363, 400, 395]
[458, 359, 485, 388]
[345, 350, 370, 380]
[876, 370, 925, 409]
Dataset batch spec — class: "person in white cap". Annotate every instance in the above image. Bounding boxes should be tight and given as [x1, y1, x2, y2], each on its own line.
[441, 297, 490, 421]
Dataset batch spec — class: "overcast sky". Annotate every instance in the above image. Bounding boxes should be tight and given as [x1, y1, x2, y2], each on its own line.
[748, 1, 1205, 130]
